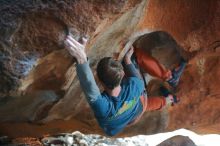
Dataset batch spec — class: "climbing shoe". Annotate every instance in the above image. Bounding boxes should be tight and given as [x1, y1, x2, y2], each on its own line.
[160, 86, 180, 105]
[167, 58, 187, 87]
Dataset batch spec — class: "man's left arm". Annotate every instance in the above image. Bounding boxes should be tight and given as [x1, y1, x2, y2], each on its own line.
[76, 61, 101, 103]
[123, 46, 142, 79]
[64, 35, 101, 103]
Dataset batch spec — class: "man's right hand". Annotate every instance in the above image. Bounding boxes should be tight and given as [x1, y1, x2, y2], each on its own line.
[64, 35, 87, 64]
[124, 46, 134, 65]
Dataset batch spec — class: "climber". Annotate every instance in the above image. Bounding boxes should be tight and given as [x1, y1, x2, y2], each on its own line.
[64, 35, 181, 136]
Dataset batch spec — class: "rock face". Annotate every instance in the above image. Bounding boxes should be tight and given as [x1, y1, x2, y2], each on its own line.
[0, 0, 220, 138]
[0, 0, 136, 121]
[157, 136, 196, 146]
[2, 129, 213, 146]
[3, 131, 196, 146]
[0, 0, 132, 96]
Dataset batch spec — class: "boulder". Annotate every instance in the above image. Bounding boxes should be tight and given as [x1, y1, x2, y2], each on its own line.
[0, 0, 219, 137]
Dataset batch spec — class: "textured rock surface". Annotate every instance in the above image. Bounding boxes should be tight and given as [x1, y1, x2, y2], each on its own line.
[0, 0, 134, 96]
[157, 136, 196, 146]
[3, 129, 219, 146]
[0, 0, 139, 121]
[0, 0, 219, 138]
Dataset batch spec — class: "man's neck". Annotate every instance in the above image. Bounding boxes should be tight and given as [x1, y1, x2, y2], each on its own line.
[106, 86, 121, 97]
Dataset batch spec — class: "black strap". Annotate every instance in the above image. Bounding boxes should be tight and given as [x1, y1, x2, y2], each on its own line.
[132, 54, 148, 89]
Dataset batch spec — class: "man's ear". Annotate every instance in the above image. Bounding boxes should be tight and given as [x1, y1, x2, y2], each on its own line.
[99, 80, 108, 90]
[102, 82, 113, 92]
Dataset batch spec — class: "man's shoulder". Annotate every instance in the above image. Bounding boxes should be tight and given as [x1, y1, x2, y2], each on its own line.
[122, 77, 145, 93]
[92, 91, 111, 104]
[124, 77, 144, 85]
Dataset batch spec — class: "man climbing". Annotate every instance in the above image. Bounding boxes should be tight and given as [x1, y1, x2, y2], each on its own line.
[65, 35, 183, 136]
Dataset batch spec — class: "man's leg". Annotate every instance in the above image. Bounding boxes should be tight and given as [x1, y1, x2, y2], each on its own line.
[167, 58, 187, 87]
[135, 47, 171, 81]
[127, 95, 166, 126]
[128, 91, 175, 126]
[135, 47, 187, 88]
[145, 96, 166, 111]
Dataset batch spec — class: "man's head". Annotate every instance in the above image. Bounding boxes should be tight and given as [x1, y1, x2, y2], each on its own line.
[97, 57, 124, 90]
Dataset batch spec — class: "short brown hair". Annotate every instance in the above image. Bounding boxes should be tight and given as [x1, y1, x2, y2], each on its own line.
[97, 57, 123, 89]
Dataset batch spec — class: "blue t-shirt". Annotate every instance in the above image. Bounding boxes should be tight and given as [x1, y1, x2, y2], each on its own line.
[90, 77, 144, 136]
